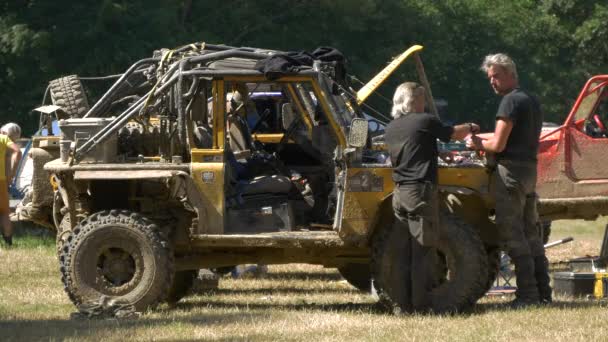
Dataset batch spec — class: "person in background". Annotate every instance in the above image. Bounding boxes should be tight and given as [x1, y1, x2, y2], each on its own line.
[384, 82, 479, 312]
[1, 123, 21, 142]
[0, 122, 23, 246]
[467, 53, 550, 307]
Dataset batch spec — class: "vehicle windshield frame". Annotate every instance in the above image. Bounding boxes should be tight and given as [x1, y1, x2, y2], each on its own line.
[314, 73, 357, 131]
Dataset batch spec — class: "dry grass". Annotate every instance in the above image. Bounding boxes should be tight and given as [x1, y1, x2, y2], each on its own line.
[1, 221, 608, 342]
[546, 217, 608, 263]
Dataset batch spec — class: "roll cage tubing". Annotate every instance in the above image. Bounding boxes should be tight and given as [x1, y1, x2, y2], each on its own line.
[538, 76, 608, 140]
[74, 42, 424, 161]
[565, 76, 608, 125]
[74, 49, 272, 161]
[82, 42, 266, 118]
[74, 53, 352, 161]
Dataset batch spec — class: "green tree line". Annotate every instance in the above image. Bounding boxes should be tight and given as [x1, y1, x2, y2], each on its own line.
[1, 0, 607, 135]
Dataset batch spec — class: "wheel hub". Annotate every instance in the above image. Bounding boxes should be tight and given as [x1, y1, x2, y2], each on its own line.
[98, 247, 136, 286]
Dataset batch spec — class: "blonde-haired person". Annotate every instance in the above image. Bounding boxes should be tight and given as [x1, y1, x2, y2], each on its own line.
[384, 82, 479, 312]
[467, 53, 549, 307]
[0, 122, 22, 246]
[1, 123, 22, 142]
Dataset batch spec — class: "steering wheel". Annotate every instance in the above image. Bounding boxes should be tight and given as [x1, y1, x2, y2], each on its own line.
[587, 114, 608, 138]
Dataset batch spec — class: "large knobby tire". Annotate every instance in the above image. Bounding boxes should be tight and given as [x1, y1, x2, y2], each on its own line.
[56, 214, 71, 259]
[49, 75, 90, 118]
[337, 263, 372, 292]
[166, 270, 198, 304]
[59, 210, 174, 311]
[371, 211, 488, 314]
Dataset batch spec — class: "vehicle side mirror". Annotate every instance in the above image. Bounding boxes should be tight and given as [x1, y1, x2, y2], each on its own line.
[281, 103, 296, 130]
[348, 118, 368, 148]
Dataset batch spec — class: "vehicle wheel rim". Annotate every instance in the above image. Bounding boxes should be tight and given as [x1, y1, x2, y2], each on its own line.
[88, 238, 144, 295]
[98, 247, 136, 286]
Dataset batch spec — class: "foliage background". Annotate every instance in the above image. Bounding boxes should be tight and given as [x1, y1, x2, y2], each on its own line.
[1, 0, 607, 134]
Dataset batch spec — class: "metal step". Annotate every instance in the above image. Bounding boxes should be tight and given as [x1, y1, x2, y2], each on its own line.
[190, 230, 348, 249]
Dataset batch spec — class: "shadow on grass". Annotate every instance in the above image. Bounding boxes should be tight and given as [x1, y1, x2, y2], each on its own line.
[210, 286, 360, 295]
[178, 297, 381, 314]
[0, 311, 266, 341]
[171, 296, 608, 320]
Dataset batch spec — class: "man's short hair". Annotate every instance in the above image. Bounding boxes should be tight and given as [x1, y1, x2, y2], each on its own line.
[391, 82, 425, 119]
[0, 122, 21, 141]
[480, 53, 518, 80]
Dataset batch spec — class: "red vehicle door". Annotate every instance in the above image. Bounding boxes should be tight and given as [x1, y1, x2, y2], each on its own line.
[537, 75, 608, 200]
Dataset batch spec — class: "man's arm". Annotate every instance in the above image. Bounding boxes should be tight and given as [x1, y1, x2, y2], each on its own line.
[6, 142, 22, 182]
[451, 123, 480, 140]
[467, 118, 512, 152]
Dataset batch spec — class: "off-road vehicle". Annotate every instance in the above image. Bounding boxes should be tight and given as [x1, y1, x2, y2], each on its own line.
[43, 42, 493, 313]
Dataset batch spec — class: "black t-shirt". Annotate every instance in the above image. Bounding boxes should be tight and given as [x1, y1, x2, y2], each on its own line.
[496, 88, 542, 162]
[385, 113, 454, 184]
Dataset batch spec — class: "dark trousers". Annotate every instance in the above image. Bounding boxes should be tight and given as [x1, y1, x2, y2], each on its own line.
[393, 182, 439, 310]
[493, 161, 543, 258]
[494, 160, 547, 301]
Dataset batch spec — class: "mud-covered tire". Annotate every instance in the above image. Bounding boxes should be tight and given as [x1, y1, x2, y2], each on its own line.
[371, 211, 488, 314]
[56, 215, 71, 259]
[166, 270, 197, 304]
[59, 210, 173, 311]
[49, 75, 90, 118]
[426, 212, 488, 312]
[337, 263, 372, 292]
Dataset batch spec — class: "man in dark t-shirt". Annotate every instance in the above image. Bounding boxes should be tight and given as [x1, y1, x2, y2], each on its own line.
[467, 53, 550, 308]
[384, 82, 479, 312]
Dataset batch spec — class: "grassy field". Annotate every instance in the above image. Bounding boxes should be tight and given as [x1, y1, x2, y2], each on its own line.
[545, 217, 608, 263]
[1, 221, 608, 341]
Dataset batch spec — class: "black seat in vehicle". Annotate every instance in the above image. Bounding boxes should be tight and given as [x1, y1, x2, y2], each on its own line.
[225, 147, 292, 199]
[237, 174, 292, 196]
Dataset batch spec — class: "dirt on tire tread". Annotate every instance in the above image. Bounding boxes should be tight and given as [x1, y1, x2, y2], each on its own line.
[371, 210, 488, 314]
[49, 75, 90, 118]
[59, 209, 174, 311]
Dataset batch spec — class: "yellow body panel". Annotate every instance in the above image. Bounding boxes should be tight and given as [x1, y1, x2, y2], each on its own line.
[356, 45, 424, 105]
[341, 167, 394, 240]
[438, 166, 491, 194]
[252, 133, 285, 144]
[191, 149, 226, 234]
[339, 165, 491, 241]
[212, 81, 225, 149]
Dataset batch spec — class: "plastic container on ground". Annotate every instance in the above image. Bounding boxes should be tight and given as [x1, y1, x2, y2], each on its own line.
[552, 272, 596, 297]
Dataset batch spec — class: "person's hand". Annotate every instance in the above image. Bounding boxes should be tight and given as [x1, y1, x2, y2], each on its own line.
[469, 123, 480, 135]
[466, 135, 483, 150]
